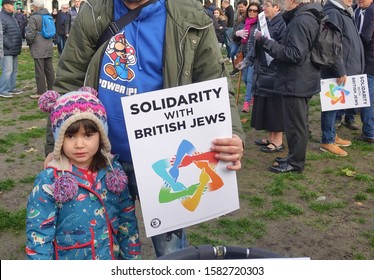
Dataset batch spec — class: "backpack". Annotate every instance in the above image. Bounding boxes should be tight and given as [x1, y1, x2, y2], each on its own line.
[39, 14, 56, 39]
[308, 13, 343, 68]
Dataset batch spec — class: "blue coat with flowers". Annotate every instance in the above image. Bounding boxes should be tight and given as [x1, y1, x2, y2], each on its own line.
[26, 155, 141, 260]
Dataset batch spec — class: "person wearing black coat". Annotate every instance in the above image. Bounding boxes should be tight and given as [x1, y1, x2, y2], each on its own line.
[14, 8, 27, 40]
[320, 0, 365, 156]
[55, 4, 70, 56]
[0, 0, 23, 98]
[352, 0, 374, 144]
[250, 0, 287, 154]
[255, 0, 323, 173]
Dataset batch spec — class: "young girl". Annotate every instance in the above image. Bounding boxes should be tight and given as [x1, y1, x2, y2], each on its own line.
[26, 88, 141, 260]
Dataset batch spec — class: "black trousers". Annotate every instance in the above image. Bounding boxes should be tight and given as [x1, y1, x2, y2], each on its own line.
[282, 96, 311, 171]
[34, 57, 55, 94]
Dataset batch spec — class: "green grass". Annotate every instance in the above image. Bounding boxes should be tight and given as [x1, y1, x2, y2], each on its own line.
[18, 112, 47, 121]
[0, 208, 27, 232]
[0, 179, 16, 192]
[19, 176, 36, 184]
[309, 201, 347, 213]
[261, 200, 303, 219]
[0, 127, 45, 152]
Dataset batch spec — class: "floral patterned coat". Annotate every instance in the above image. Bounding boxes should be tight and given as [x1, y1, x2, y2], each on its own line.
[26, 155, 141, 260]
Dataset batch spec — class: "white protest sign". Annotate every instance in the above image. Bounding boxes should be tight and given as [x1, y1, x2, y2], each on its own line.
[320, 74, 370, 112]
[121, 78, 240, 237]
[258, 11, 274, 65]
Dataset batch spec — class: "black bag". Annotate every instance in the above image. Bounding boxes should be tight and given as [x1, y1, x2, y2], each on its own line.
[309, 13, 342, 68]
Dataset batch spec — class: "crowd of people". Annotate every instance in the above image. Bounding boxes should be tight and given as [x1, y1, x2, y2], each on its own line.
[214, 0, 373, 171]
[0, 0, 373, 260]
[0, 0, 83, 99]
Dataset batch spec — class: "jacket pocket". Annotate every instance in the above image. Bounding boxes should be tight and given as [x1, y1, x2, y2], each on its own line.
[54, 227, 96, 259]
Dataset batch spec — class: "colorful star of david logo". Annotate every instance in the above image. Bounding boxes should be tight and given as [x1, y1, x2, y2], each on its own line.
[325, 84, 350, 105]
[152, 139, 223, 212]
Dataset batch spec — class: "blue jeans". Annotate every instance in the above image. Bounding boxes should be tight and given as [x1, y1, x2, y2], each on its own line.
[121, 161, 189, 258]
[56, 34, 67, 55]
[224, 27, 233, 57]
[242, 65, 254, 102]
[321, 110, 338, 144]
[336, 108, 356, 123]
[229, 43, 240, 61]
[360, 75, 374, 138]
[0, 55, 18, 93]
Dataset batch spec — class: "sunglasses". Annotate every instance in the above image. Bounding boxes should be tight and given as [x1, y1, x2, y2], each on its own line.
[248, 9, 259, 13]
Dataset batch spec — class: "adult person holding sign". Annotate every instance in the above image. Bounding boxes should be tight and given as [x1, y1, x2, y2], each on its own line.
[43, 0, 245, 258]
[319, 0, 365, 156]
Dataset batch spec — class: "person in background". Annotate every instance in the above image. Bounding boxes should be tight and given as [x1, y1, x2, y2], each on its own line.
[251, 0, 287, 153]
[65, 0, 81, 38]
[230, 0, 248, 76]
[52, 7, 58, 20]
[213, 7, 228, 46]
[319, 0, 365, 157]
[55, 4, 70, 57]
[255, 0, 323, 173]
[14, 8, 27, 40]
[26, 0, 55, 100]
[26, 88, 140, 260]
[236, 2, 261, 113]
[335, 109, 359, 130]
[353, 0, 374, 144]
[204, 0, 216, 17]
[0, 16, 3, 60]
[221, 0, 235, 62]
[0, 0, 23, 98]
[45, 0, 245, 259]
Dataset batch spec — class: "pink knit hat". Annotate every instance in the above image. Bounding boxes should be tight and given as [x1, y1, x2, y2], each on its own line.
[38, 87, 111, 160]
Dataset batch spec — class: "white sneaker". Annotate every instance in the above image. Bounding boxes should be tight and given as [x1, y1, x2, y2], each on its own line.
[0, 92, 13, 98]
[10, 89, 23, 95]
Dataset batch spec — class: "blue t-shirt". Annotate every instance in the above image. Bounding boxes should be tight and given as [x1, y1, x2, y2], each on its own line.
[98, 0, 166, 163]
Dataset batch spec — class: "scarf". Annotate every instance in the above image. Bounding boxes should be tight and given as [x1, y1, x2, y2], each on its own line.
[242, 17, 258, 45]
[329, 0, 354, 17]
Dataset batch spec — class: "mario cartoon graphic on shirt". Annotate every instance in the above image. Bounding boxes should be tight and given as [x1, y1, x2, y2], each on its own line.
[104, 33, 136, 81]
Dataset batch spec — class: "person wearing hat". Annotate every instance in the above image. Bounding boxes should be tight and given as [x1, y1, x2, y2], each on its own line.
[26, 87, 141, 260]
[0, 0, 23, 98]
[26, 0, 55, 99]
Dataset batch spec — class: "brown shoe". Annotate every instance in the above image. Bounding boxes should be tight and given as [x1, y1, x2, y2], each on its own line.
[30, 94, 42, 99]
[335, 136, 352, 147]
[354, 134, 374, 144]
[320, 143, 348, 157]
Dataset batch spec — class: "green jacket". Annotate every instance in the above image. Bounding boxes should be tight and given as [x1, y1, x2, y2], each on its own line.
[47, 0, 244, 155]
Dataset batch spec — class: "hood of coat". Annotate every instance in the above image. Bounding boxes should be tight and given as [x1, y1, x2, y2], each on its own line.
[283, 2, 324, 23]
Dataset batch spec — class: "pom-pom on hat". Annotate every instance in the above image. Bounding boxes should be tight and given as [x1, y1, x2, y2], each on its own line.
[38, 88, 111, 160]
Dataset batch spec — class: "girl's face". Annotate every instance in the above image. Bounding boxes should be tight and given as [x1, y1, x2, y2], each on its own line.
[213, 10, 220, 18]
[248, 5, 259, 19]
[62, 125, 100, 169]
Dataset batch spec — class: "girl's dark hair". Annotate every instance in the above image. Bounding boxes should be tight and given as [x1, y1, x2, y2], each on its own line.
[64, 119, 107, 172]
